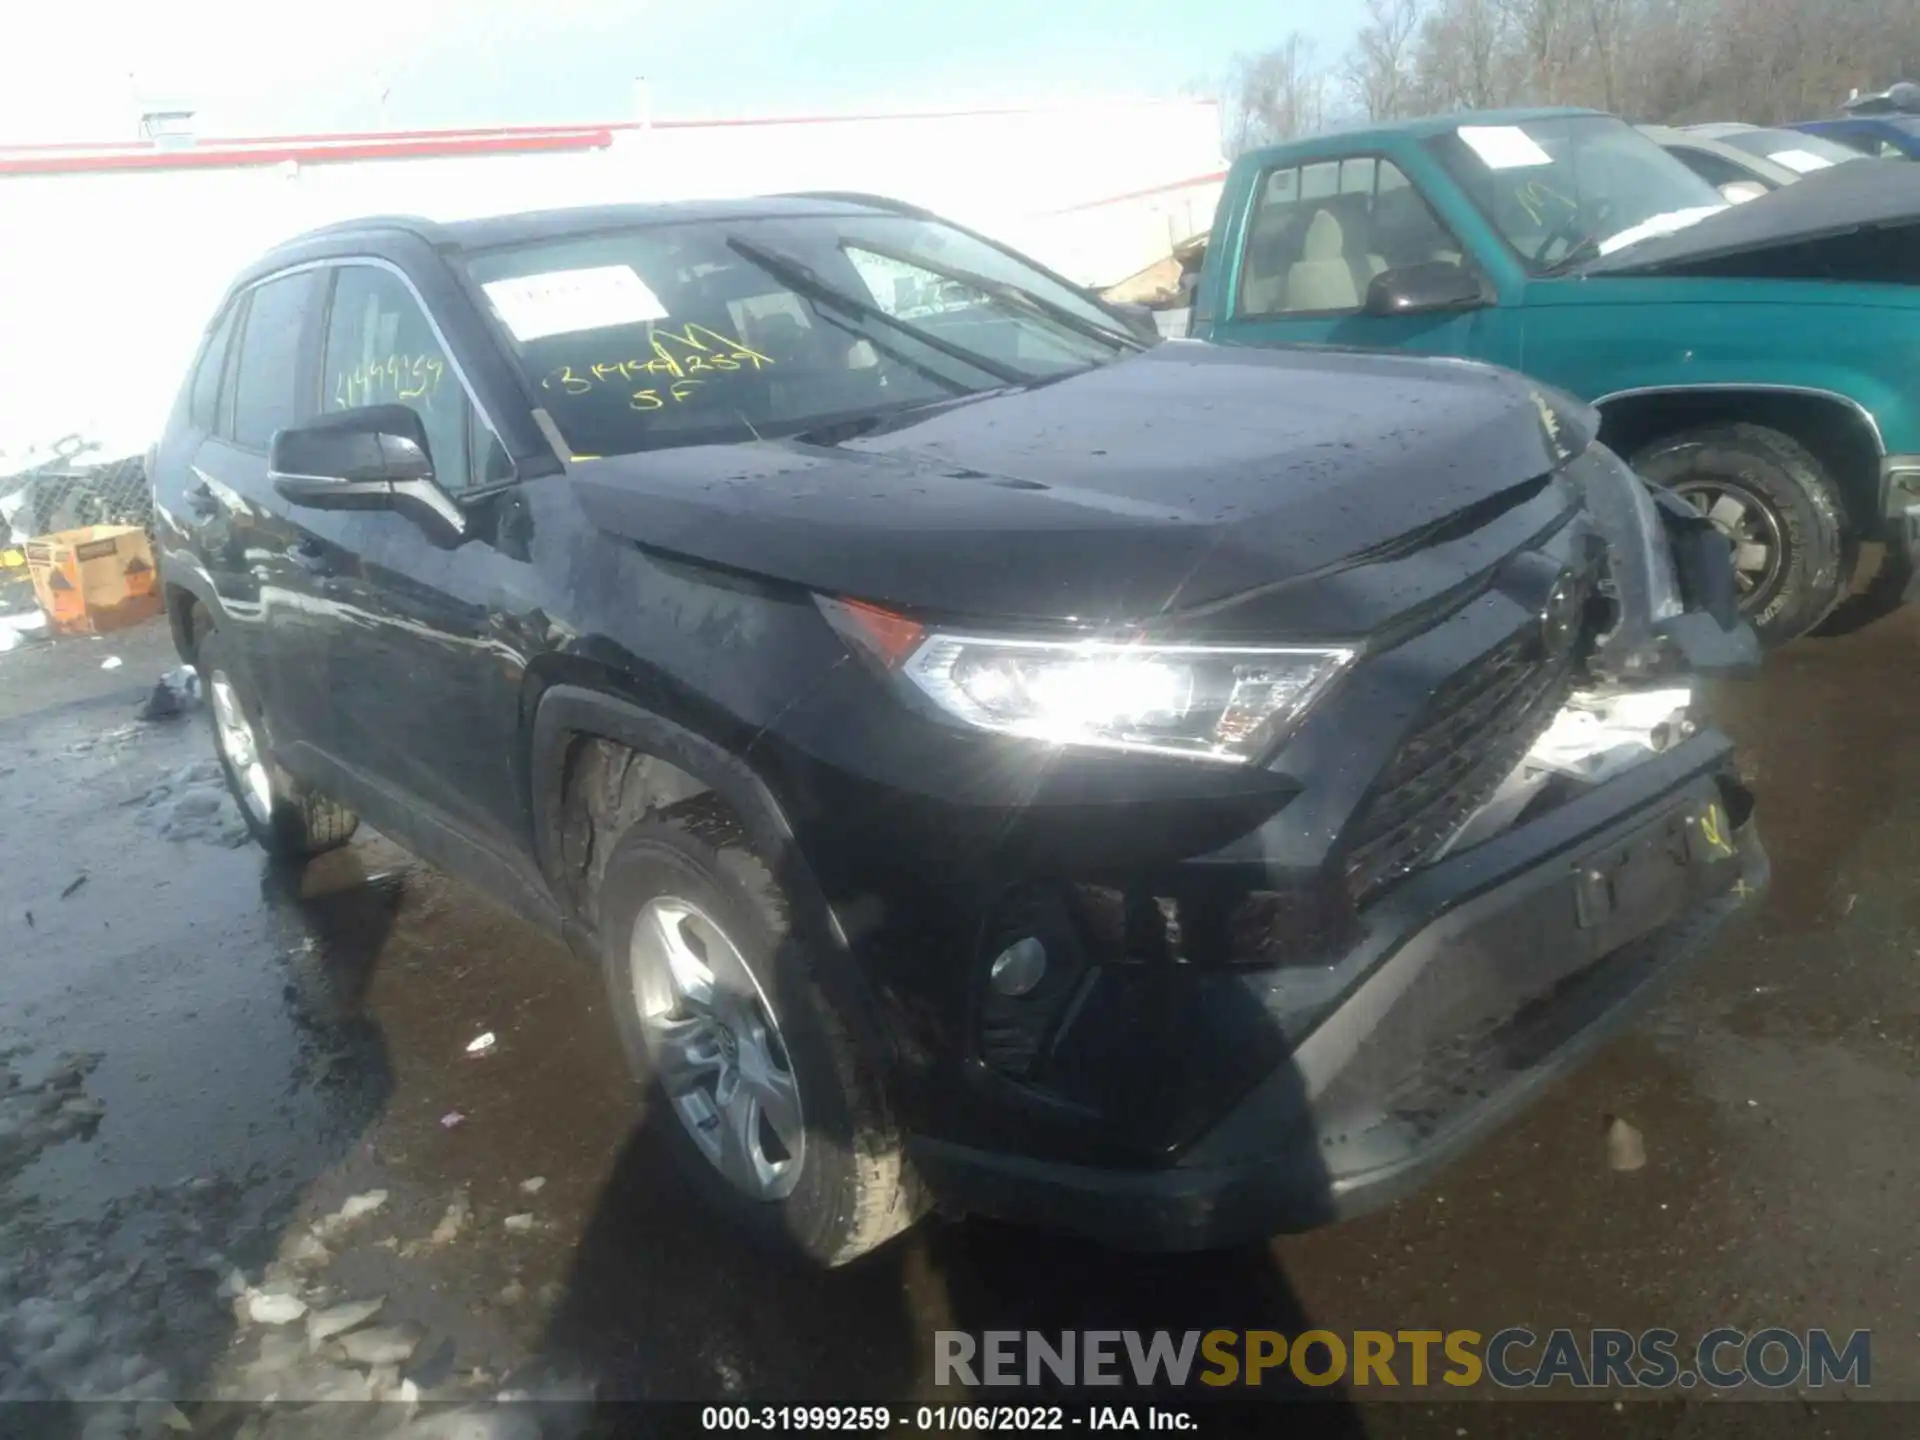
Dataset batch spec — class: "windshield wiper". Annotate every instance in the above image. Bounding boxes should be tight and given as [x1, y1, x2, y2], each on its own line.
[807, 308, 974, 396]
[725, 236, 1029, 386]
[1541, 234, 1603, 275]
[839, 238, 1148, 354]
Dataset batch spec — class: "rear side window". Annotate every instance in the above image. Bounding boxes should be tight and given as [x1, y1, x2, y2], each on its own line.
[189, 304, 240, 432]
[321, 265, 472, 489]
[231, 271, 321, 450]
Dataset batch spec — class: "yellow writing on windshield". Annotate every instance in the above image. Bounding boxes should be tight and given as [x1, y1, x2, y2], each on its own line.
[333, 354, 446, 410]
[630, 377, 706, 411]
[539, 324, 774, 399]
[1516, 179, 1574, 227]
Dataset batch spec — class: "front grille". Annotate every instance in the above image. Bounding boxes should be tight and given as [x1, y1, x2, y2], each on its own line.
[1343, 592, 1590, 903]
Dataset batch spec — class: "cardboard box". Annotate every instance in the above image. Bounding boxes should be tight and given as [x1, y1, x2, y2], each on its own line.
[24, 525, 162, 636]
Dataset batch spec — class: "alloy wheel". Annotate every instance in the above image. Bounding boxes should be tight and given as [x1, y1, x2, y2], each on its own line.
[628, 895, 805, 1200]
[208, 671, 274, 825]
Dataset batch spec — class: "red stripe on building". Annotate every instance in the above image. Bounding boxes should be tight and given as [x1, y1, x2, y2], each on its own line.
[0, 122, 611, 155]
[0, 129, 613, 177]
[0, 101, 1219, 177]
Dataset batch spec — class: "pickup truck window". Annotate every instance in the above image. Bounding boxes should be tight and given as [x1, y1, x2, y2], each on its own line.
[1427, 115, 1727, 272]
[1240, 156, 1463, 317]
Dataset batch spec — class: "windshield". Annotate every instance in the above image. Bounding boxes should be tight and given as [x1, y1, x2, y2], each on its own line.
[461, 213, 1136, 459]
[1715, 128, 1873, 172]
[1427, 114, 1728, 272]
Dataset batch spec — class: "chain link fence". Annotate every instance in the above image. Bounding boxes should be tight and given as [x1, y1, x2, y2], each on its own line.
[0, 438, 153, 550]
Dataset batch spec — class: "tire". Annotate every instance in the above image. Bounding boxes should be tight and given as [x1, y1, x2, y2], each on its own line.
[195, 627, 359, 859]
[1813, 544, 1913, 638]
[595, 796, 917, 1267]
[1632, 424, 1849, 646]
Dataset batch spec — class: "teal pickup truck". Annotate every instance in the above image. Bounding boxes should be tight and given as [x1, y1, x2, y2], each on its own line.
[1189, 107, 1920, 643]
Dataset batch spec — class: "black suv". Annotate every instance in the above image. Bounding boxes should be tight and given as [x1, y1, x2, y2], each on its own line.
[152, 195, 1765, 1264]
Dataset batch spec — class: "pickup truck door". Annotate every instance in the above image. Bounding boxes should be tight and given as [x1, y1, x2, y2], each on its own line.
[1210, 154, 1517, 366]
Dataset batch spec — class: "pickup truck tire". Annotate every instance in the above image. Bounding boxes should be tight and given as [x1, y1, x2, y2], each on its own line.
[1632, 424, 1847, 645]
[596, 799, 918, 1267]
[195, 627, 360, 858]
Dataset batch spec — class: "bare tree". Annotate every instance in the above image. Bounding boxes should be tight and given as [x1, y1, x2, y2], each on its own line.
[1241, 0, 1910, 144]
[1345, 0, 1425, 119]
[1227, 35, 1330, 151]
[1410, 0, 1513, 110]
[1584, 0, 1631, 112]
[1500, 0, 1572, 103]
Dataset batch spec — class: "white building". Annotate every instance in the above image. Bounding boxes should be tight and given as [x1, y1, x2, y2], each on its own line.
[0, 101, 1226, 466]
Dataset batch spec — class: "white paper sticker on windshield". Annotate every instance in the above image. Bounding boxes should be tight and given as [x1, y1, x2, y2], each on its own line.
[1457, 125, 1555, 170]
[482, 266, 668, 342]
[1768, 148, 1833, 174]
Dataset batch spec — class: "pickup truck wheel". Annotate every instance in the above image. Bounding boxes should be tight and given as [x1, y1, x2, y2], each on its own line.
[195, 628, 359, 858]
[1632, 424, 1848, 645]
[596, 801, 917, 1266]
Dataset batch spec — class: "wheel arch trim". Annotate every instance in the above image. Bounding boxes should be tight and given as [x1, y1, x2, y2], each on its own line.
[529, 683, 900, 1089]
[528, 684, 851, 954]
[157, 551, 230, 661]
[1592, 383, 1887, 456]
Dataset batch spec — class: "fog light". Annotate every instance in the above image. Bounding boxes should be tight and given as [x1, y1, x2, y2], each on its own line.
[988, 937, 1048, 996]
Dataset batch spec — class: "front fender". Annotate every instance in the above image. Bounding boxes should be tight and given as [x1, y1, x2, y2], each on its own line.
[526, 685, 900, 1076]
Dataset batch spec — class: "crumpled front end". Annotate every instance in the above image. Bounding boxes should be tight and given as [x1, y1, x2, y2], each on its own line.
[887, 433, 1766, 1249]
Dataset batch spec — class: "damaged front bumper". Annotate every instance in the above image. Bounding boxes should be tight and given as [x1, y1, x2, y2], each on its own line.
[910, 736, 1764, 1251]
[1581, 438, 1761, 676]
[902, 442, 1767, 1250]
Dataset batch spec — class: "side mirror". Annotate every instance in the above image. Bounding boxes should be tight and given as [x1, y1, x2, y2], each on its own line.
[1363, 261, 1487, 317]
[269, 405, 463, 539]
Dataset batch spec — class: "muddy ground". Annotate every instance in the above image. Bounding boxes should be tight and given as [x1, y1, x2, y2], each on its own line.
[1, 611, 1916, 1438]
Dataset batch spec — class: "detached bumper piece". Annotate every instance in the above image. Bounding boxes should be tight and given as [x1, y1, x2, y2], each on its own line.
[910, 753, 1765, 1253]
[1646, 487, 1761, 674]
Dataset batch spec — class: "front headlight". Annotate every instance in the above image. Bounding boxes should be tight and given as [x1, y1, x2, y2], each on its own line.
[821, 597, 1354, 764]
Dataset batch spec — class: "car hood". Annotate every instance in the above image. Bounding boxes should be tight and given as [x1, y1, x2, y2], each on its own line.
[566, 341, 1569, 624]
[1584, 158, 1920, 281]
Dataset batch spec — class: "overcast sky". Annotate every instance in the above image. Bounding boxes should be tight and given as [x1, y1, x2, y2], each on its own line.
[1, 0, 1363, 140]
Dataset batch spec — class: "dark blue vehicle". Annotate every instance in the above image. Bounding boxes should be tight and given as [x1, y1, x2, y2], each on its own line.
[1791, 116, 1920, 161]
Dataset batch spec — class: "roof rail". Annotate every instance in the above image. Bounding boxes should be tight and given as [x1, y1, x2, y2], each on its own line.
[290, 213, 445, 243]
[775, 190, 936, 219]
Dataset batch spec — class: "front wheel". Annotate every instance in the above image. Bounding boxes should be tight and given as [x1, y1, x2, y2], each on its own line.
[595, 797, 919, 1266]
[1632, 424, 1849, 646]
